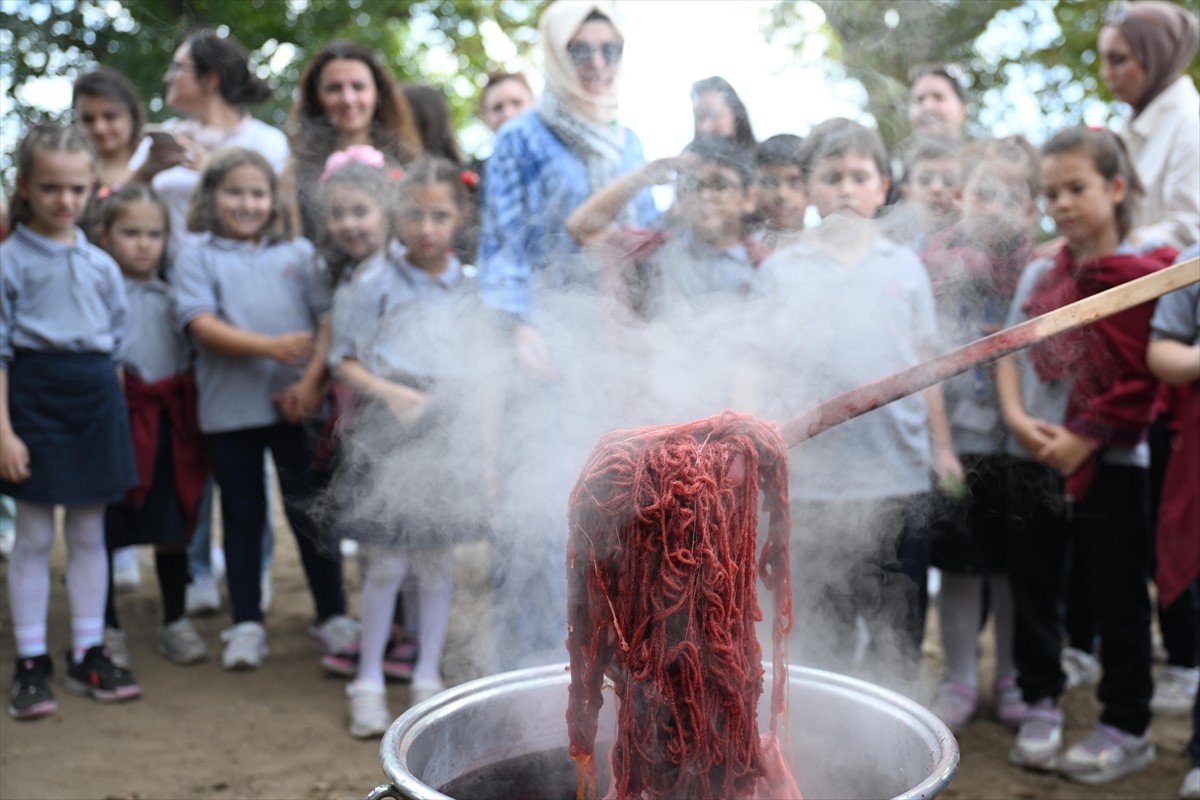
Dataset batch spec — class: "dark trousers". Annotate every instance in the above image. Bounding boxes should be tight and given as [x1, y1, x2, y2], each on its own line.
[1008, 460, 1153, 735]
[792, 495, 930, 673]
[205, 423, 345, 624]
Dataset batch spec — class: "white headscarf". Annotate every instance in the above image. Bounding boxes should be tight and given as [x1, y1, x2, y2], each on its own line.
[539, 0, 623, 126]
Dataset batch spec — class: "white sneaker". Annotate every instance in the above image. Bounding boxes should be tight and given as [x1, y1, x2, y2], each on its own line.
[1152, 666, 1199, 715]
[186, 575, 221, 616]
[158, 618, 210, 665]
[1059, 722, 1155, 784]
[409, 678, 445, 707]
[312, 614, 360, 655]
[104, 627, 131, 670]
[1008, 699, 1063, 771]
[113, 547, 142, 594]
[220, 622, 267, 670]
[1181, 766, 1200, 800]
[347, 682, 391, 739]
[1062, 647, 1101, 690]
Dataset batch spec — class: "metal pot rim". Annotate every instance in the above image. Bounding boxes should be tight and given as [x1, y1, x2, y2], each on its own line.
[378, 663, 960, 800]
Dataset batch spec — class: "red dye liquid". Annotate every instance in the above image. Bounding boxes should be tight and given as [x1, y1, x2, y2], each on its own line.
[566, 411, 801, 800]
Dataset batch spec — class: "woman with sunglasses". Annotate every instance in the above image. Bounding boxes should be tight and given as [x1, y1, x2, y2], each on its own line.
[477, 0, 657, 381]
[477, 1, 658, 672]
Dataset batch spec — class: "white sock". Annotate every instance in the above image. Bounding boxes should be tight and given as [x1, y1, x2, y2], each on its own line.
[63, 505, 108, 660]
[412, 548, 453, 686]
[938, 572, 983, 688]
[8, 502, 55, 658]
[357, 547, 408, 688]
[990, 574, 1018, 681]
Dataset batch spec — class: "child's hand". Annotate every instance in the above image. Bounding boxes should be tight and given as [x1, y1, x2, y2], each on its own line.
[642, 155, 692, 187]
[383, 384, 429, 426]
[513, 323, 559, 383]
[0, 430, 31, 483]
[1036, 425, 1097, 477]
[1007, 413, 1054, 458]
[274, 379, 324, 423]
[270, 332, 314, 366]
[933, 447, 966, 494]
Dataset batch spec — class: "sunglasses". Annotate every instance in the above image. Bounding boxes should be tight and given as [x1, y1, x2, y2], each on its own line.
[566, 40, 624, 67]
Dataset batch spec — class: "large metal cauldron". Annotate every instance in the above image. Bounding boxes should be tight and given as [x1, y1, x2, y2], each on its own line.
[367, 664, 958, 800]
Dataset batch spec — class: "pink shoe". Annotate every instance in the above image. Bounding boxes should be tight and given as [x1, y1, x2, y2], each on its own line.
[932, 680, 978, 731]
[383, 635, 418, 682]
[994, 674, 1029, 728]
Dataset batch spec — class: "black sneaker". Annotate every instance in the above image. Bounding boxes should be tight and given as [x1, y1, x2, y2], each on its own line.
[64, 645, 143, 703]
[9, 655, 58, 720]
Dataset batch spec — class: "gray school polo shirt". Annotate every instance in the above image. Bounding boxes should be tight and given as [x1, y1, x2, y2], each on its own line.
[173, 234, 330, 434]
[328, 242, 404, 368]
[646, 231, 764, 315]
[931, 271, 1009, 457]
[336, 251, 472, 388]
[760, 234, 937, 502]
[0, 224, 127, 368]
[1150, 244, 1200, 346]
[1004, 253, 1147, 467]
[123, 278, 190, 383]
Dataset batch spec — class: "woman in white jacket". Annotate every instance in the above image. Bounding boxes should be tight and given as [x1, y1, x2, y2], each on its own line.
[1099, 0, 1199, 252]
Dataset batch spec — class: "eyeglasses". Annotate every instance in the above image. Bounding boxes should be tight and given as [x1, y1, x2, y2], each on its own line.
[166, 61, 195, 76]
[566, 40, 623, 67]
[678, 176, 741, 195]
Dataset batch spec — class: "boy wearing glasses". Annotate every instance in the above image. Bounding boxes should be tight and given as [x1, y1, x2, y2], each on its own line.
[567, 136, 765, 320]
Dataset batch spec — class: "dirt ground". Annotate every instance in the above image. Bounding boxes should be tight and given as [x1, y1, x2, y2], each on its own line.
[0, 512, 1191, 800]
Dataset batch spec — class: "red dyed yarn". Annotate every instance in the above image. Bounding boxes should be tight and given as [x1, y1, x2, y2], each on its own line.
[566, 411, 794, 800]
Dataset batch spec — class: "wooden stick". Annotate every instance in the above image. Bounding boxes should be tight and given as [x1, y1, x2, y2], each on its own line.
[779, 256, 1200, 448]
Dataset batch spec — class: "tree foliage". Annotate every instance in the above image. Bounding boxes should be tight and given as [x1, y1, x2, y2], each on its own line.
[765, 0, 1200, 148]
[0, 0, 541, 150]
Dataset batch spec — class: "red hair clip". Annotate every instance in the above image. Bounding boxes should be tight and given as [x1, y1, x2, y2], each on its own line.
[460, 170, 480, 190]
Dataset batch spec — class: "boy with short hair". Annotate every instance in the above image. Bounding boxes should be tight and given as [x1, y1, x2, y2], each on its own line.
[758, 117, 961, 682]
[753, 133, 808, 251]
[567, 135, 766, 319]
[887, 135, 962, 253]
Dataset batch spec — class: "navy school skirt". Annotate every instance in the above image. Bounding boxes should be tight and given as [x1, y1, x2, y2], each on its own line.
[0, 351, 137, 505]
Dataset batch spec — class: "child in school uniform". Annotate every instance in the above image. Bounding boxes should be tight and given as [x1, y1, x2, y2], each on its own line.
[172, 147, 353, 671]
[310, 145, 421, 683]
[94, 183, 210, 667]
[329, 157, 491, 738]
[886, 135, 962, 254]
[568, 136, 768, 312]
[752, 133, 808, 252]
[920, 137, 1040, 731]
[1, 125, 141, 718]
[757, 118, 962, 682]
[998, 126, 1175, 783]
[1146, 244, 1200, 799]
